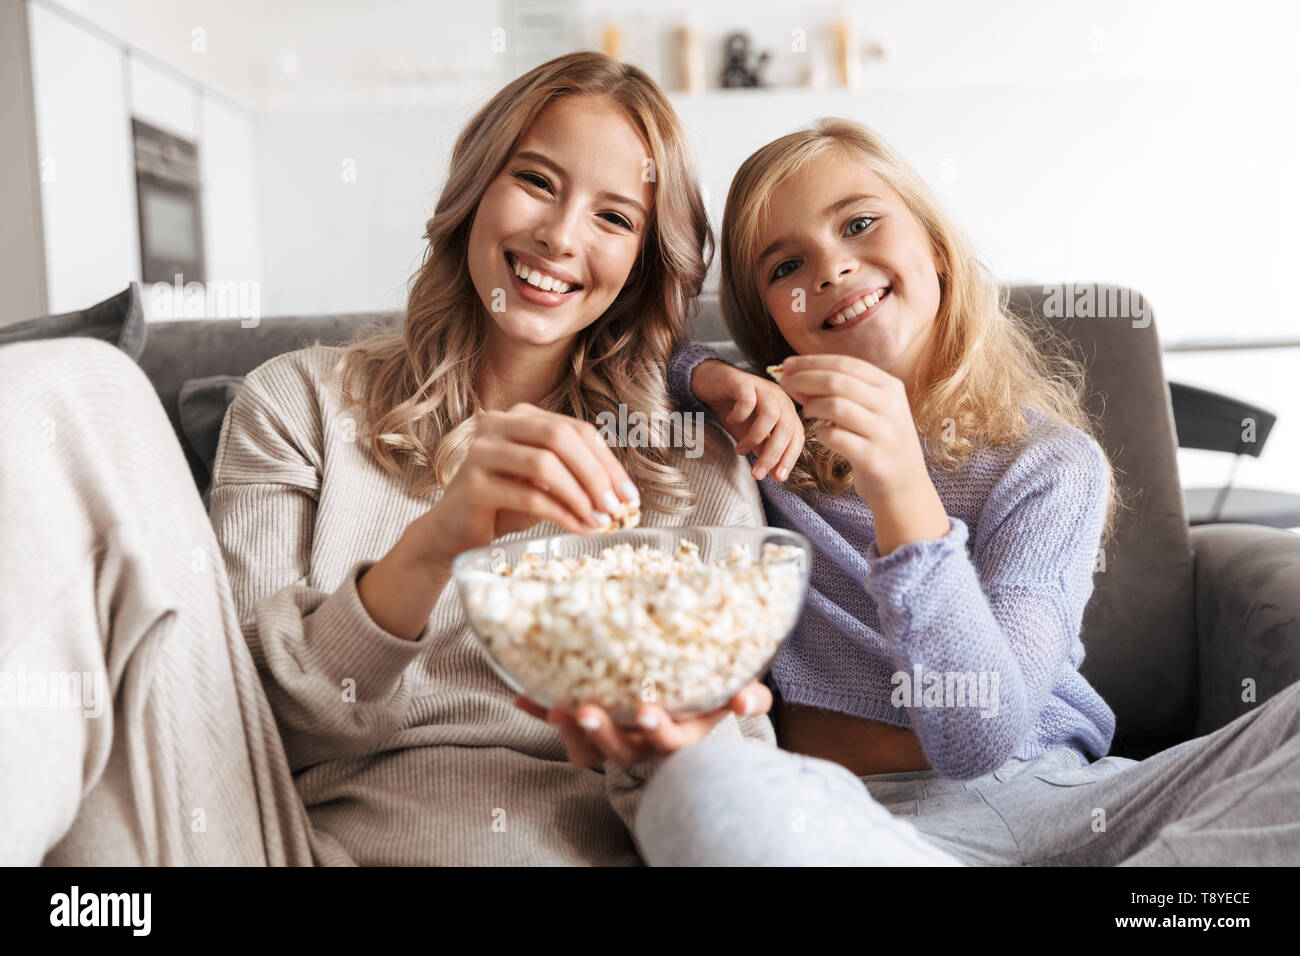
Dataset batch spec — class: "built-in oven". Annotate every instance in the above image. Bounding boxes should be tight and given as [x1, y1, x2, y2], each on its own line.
[132, 118, 204, 284]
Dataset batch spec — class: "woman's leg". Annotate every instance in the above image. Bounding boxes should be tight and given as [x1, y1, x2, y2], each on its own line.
[635, 733, 965, 865]
[0, 337, 314, 865]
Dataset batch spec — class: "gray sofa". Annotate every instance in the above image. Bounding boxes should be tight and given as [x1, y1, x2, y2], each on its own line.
[128, 284, 1300, 763]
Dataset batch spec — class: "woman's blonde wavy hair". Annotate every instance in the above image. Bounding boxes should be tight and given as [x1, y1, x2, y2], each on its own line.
[327, 51, 721, 513]
[719, 118, 1129, 550]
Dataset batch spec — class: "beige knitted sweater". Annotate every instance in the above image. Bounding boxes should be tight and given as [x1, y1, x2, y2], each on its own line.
[208, 345, 777, 865]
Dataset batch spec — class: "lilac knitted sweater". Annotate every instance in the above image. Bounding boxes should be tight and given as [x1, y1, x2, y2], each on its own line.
[668, 342, 1116, 780]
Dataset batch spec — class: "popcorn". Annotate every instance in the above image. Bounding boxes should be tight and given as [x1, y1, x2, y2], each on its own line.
[766, 363, 786, 383]
[462, 539, 805, 718]
[602, 499, 640, 533]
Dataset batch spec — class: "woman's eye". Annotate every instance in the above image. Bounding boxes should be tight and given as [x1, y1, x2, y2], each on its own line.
[846, 215, 875, 236]
[599, 211, 633, 230]
[515, 171, 551, 191]
[771, 259, 801, 281]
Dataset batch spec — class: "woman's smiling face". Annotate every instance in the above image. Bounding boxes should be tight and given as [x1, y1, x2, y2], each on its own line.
[467, 94, 654, 351]
[755, 149, 942, 387]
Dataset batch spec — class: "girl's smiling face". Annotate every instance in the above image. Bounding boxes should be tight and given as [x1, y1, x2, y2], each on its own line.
[755, 150, 942, 388]
[467, 94, 654, 352]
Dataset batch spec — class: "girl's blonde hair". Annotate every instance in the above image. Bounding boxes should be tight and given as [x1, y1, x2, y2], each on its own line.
[719, 118, 1128, 549]
[328, 51, 720, 513]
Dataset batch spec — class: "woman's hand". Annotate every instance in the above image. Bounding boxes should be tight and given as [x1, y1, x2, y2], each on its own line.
[514, 681, 773, 768]
[691, 359, 804, 482]
[405, 402, 639, 574]
[359, 403, 638, 640]
[777, 354, 929, 505]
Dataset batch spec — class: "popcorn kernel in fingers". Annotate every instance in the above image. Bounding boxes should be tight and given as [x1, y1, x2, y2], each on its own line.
[765, 363, 786, 383]
[602, 499, 641, 533]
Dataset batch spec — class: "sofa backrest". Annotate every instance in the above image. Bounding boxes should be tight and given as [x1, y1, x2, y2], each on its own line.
[137, 283, 1198, 754]
[1002, 285, 1196, 755]
[138, 310, 400, 486]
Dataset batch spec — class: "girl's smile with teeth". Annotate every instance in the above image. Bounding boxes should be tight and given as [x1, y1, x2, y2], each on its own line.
[822, 286, 891, 330]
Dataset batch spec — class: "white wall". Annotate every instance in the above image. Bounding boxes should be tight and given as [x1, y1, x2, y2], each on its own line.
[201, 94, 261, 291]
[28, 1, 140, 314]
[128, 53, 197, 139]
[255, 98, 486, 316]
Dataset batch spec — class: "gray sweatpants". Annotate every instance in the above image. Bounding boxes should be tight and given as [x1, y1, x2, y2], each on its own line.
[0, 338, 315, 865]
[636, 643, 1300, 864]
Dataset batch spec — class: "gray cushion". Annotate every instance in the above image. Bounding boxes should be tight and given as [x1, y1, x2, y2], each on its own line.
[138, 310, 400, 489]
[178, 374, 245, 497]
[0, 283, 146, 360]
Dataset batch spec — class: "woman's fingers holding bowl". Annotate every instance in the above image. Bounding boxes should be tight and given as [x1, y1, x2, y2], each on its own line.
[728, 681, 773, 718]
[632, 703, 722, 751]
[570, 705, 654, 766]
[631, 684, 771, 752]
[548, 710, 610, 768]
[514, 697, 606, 767]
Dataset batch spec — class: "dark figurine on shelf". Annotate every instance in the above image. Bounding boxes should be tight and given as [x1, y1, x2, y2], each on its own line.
[720, 32, 771, 88]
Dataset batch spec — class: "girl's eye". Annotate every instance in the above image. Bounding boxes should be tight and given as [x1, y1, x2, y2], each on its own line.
[771, 259, 801, 282]
[846, 215, 875, 236]
[515, 171, 551, 191]
[599, 211, 633, 230]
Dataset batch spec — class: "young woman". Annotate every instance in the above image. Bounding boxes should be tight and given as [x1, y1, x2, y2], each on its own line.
[0, 52, 774, 867]
[632, 118, 1300, 865]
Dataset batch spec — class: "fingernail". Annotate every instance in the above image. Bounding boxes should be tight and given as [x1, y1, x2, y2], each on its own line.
[601, 490, 620, 513]
[592, 511, 611, 527]
[783, 356, 797, 370]
[637, 711, 660, 730]
[578, 715, 601, 732]
[742, 690, 755, 716]
[776, 467, 789, 481]
[618, 481, 640, 506]
[753, 467, 767, 481]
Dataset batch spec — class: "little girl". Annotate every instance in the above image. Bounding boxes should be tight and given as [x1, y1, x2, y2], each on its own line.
[632, 117, 1300, 866]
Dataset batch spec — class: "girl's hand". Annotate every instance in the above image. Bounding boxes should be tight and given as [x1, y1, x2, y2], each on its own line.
[778, 354, 929, 506]
[404, 403, 639, 576]
[514, 681, 773, 768]
[691, 359, 804, 482]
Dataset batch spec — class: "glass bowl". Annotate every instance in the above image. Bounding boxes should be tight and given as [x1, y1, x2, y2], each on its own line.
[452, 526, 810, 726]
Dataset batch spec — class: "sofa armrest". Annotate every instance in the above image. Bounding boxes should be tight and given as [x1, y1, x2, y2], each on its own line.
[1191, 523, 1300, 736]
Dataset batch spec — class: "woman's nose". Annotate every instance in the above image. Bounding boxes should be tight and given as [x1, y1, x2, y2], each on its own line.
[532, 204, 581, 258]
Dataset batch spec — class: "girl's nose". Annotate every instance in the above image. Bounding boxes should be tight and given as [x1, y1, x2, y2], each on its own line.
[817, 258, 857, 291]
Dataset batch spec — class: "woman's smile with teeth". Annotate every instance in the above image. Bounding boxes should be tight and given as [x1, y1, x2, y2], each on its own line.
[823, 286, 890, 329]
[507, 252, 580, 294]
